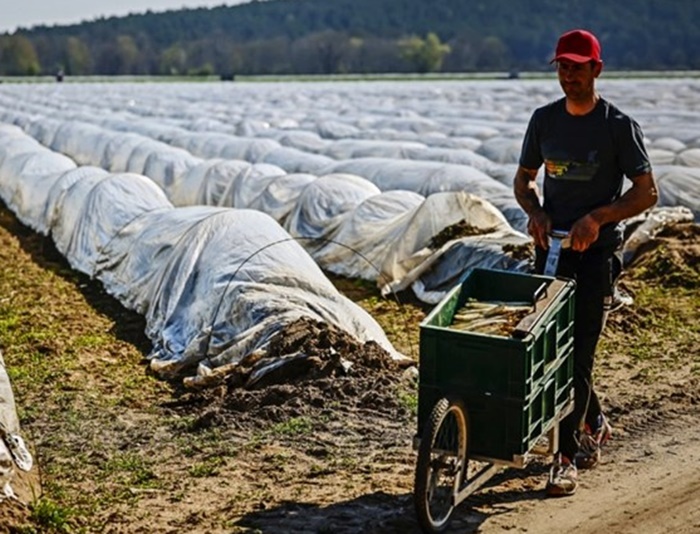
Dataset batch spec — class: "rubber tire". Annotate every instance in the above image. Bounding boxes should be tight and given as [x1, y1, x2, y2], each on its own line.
[414, 397, 468, 533]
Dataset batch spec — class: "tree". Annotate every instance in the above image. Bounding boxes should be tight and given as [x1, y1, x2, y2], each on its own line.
[13, 0, 700, 74]
[293, 30, 350, 74]
[399, 32, 451, 73]
[475, 36, 510, 71]
[442, 36, 477, 72]
[97, 35, 142, 75]
[116, 35, 141, 73]
[63, 36, 92, 75]
[159, 44, 187, 75]
[0, 35, 41, 75]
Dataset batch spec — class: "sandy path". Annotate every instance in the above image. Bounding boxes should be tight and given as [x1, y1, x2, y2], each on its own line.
[475, 410, 700, 534]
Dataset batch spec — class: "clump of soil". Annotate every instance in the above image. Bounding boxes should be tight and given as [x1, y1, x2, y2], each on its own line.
[502, 242, 534, 262]
[264, 316, 398, 377]
[428, 222, 534, 264]
[179, 317, 413, 430]
[627, 222, 700, 288]
[428, 221, 497, 249]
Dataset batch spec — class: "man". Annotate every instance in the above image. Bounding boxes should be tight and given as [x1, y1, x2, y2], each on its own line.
[513, 29, 658, 496]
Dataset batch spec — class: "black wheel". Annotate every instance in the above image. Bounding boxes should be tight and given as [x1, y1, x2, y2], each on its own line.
[414, 397, 468, 533]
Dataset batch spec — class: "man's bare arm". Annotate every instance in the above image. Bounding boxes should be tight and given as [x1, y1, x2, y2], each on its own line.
[513, 166, 542, 216]
[569, 172, 659, 251]
[590, 172, 658, 225]
[513, 165, 550, 249]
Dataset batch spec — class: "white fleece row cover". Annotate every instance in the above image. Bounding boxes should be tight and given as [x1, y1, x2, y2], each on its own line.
[0, 124, 404, 387]
[0, 80, 695, 304]
[0, 79, 695, 223]
[0, 111, 531, 303]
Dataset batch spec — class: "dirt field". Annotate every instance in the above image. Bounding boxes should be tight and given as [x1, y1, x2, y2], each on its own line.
[0, 202, 698, 534]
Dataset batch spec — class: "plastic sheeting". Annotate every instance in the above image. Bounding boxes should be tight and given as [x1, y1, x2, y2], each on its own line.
[0, 113, 529, 302]
[285, 173, 381, 242]
[0, 126, 404, 388]
[0, 351, 34, 502]
[311, 189, 426, 280]
[316, 157, 527, 231]
[622, 206, 695, 265]
[61, 173, 172, 275]
[0, 79, 698, 302]
[0, 124, 76, 233]
[2, 79, 697, 228]
[655, 166, 700, 221]
[95, 207, 402, 386]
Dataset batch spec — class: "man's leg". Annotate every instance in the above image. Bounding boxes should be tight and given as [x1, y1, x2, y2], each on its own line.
[550, 248, 589, 461]
[575, 246, 615, 427]
[536, 245, 614, 493]
[535, 247, 581, 496]
[546, 245, 614, 441]
[573, 246, 616, 467]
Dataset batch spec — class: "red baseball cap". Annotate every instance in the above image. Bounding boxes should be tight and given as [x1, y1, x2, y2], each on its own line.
[551, 29, 601, 63]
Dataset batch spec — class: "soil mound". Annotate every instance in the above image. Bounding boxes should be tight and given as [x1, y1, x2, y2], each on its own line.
[626, 222, 700, 288]
[179, 317, 413, 430]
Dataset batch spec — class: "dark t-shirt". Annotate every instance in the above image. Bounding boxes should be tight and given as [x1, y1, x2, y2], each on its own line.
[519, 97, 652, 247]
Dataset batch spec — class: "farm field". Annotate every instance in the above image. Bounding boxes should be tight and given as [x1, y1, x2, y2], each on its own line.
[0, 78, 698, 532]
[0, 203, 698, 533]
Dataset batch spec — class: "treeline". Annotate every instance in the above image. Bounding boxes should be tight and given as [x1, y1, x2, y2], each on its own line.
[2, 0, 700, 76]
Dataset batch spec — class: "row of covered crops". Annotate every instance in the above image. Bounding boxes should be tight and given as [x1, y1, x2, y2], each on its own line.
[0, 79, 698, 369]
[1, 78, 698, 376]
[0, 123, 409, 385]
[1, 81, 697, 300]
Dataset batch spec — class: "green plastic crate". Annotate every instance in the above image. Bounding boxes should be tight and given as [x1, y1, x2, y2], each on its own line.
[416, 351, 574, 461]
[417, 268, 575, 461]
[417, 383, 573, 460]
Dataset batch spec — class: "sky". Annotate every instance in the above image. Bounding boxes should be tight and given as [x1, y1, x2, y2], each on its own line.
[0, 0, 253, 33]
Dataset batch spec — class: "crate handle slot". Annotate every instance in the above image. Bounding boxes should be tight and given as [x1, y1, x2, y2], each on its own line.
[532, 282, 548, 304]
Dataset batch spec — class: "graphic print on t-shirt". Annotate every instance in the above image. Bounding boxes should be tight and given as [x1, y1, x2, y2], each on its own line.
[545, 150, 600, 182]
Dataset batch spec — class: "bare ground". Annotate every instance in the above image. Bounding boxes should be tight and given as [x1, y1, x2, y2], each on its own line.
[0, 202, 698, 534]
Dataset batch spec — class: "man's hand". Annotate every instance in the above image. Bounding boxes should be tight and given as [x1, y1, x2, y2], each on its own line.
[528, 209, 552, 250]
[569, 214, 600, 251]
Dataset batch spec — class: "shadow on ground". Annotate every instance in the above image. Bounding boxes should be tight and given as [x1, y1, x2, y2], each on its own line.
[235, 464, 551, 534]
